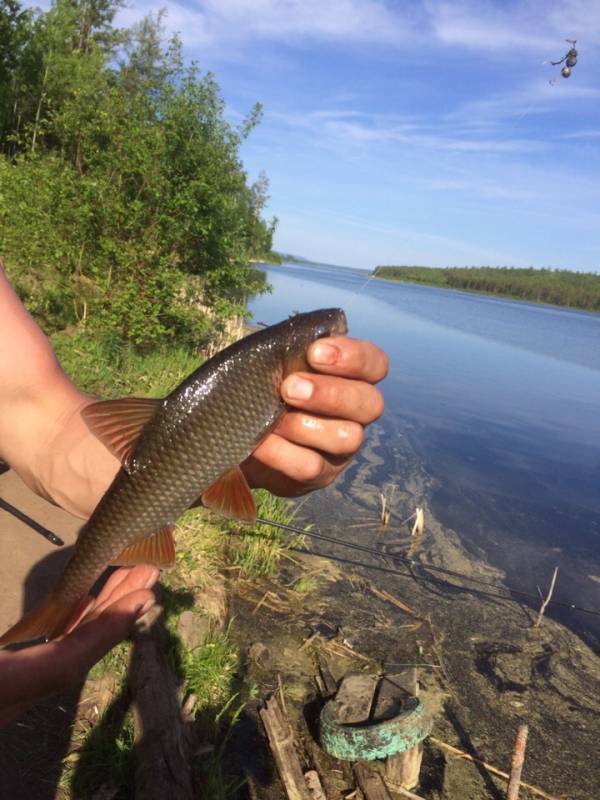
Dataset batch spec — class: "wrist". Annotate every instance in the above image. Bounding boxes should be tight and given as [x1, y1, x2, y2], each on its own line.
[36, 395, 119, 519]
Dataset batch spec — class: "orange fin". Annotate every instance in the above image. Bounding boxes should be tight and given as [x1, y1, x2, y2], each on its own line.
[81, 397, 161, 473]
[201, 467, 256, 523]
[0, 590, 77, 647]
[111, 525, 176, 568]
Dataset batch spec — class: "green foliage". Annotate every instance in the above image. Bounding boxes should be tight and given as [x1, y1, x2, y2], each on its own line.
[0, 0, 276, 347]
[51, 328, 201, 397]
[229, 490, 304, 578]
[375, 265, 600, 311]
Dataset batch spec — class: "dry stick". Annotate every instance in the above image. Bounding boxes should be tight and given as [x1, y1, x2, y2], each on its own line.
[506, 725, 529, 800]
[534, 567, 559, 628]
[368, 583, 419, 617]
[429, 738, 560, 800]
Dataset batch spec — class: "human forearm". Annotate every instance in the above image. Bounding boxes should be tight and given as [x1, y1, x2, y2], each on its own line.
[0, 266, 118, 517]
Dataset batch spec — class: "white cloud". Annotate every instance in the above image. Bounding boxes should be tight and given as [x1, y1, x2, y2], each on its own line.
[426, 0, 600, 53]
[115, 0, 417, 50]
[561, 128, 600, 139]
[270, 107, 544, 154]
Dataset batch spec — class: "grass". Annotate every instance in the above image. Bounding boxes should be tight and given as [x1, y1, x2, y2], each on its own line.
[51, 329, 201, 397]
[227, 489, 305, 579]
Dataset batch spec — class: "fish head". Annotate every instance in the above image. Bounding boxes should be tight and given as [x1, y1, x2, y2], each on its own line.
[280, 308, 348, 376]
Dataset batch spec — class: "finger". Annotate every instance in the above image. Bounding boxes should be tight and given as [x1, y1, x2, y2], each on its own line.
[69, 566, 158, 633]
[96, 565, 159, 605]
[246, 433, 333, 486]
[274, 411, 364, 457]
[67, 591, 156, 662]
[86, 579, 157, 623]
[307, 337, 389, 383]
[282, 373, 384, 425]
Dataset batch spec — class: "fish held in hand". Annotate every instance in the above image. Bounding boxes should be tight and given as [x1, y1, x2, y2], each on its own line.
[0, 308, 347, 646]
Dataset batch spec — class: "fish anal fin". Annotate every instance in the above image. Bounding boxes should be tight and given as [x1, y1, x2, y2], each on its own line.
[0, 590, 77, 647]
[81, 397, 161, 473]
[201, 467, 256, 523]
[111, 525, 176, 568]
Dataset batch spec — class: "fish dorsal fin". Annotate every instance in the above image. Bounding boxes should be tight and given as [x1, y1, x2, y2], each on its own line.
[201, 467, 257, 523]
[81, 397, 161, 473]
[111, 525, 176, 568]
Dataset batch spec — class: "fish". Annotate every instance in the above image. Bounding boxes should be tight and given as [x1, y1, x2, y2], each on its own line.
[0, 308, 348, 646]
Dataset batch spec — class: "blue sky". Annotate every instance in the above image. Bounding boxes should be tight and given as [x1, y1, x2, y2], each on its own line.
[46, 1, 600, 269]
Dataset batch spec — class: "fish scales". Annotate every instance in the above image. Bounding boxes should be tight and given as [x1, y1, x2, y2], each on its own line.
[0, 308, 347, 645]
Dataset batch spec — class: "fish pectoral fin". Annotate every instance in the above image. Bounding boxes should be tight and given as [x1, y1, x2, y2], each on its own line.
[111, 525, 176, 568]
[201, 467, 257, 523]
[81, 397, 162, 473]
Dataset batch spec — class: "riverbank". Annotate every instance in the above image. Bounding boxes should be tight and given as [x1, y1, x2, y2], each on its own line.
[373, 265, 600, 313]
[5, 450, 599, 799]
[3, 318, 599, 798]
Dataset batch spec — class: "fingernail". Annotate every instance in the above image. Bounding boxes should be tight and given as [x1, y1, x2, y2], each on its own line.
[285, 376, 313, 400]
[312, 342, 338, 365]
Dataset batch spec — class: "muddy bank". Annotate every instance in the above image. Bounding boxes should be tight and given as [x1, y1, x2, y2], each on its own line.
[226, 421, 600, 799]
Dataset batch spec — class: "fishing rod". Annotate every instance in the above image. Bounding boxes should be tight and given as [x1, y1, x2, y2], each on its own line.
[0, 497, 64, 546]
[254, 516, 600, 619]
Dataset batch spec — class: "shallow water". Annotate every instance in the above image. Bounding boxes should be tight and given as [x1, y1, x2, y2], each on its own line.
[249, 263, 600, 648]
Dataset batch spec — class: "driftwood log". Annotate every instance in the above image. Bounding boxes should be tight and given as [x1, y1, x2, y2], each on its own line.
[129, 606, 194, 800]
[260, 696, 312, 800]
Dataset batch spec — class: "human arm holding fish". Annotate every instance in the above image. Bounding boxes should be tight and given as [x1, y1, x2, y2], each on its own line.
[0, 565, 158, 727]
[0, 266, 388, 518]
[0, 267, 386, 718]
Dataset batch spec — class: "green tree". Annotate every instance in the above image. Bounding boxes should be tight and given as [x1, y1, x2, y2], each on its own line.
[0, 1, 272, 347]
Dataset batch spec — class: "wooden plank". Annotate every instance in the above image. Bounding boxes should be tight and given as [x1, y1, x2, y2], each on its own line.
[353, 763, 393, 800]
[260, 697, 311, 800]
[130, 607, 194, 800]
[334, 673, 380, 724]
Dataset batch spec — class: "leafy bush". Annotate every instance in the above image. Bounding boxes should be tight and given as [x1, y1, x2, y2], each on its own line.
[0, 0, 274, 346]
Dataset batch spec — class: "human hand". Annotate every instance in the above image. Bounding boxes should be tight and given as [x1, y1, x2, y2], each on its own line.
[0, 565, 158, 727]
[242, 337, 388, 496]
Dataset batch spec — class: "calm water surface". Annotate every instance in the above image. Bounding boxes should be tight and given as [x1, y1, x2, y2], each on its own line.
[249, 263, 600, 646]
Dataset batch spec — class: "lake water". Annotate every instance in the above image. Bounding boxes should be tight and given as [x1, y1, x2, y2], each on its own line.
[249, 262, 600, 648]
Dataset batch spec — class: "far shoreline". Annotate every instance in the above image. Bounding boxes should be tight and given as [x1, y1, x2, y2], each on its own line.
[371, 271, 600, 315]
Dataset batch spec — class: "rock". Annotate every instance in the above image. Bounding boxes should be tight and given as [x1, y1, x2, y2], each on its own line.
[248, 641, 273, 670]
[177, 609, 211, 651]
[475, 642, 530, 693]
[194, 578, 228, 633]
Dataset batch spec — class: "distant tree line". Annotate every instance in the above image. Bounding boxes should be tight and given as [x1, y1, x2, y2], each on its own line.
[374, 266, 600, 312]
[0, 0, 277, 347]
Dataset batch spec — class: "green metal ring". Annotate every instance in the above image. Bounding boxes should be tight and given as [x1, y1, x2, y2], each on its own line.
[319, 696, 432, 761]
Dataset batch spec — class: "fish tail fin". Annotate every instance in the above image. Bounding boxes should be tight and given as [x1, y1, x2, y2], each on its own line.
[0, 591, 79, 647]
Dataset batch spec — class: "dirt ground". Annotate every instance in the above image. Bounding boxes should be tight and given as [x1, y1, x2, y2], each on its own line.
[0, 469, 81, 635]
[2, 457, 600, 800]
[225, 422, 600, 800]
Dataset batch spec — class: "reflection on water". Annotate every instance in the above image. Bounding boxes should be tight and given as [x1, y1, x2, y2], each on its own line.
[249, 263, 600, 647]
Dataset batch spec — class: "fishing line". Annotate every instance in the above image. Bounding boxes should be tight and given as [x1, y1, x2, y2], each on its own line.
[254, 516, 600, 618]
